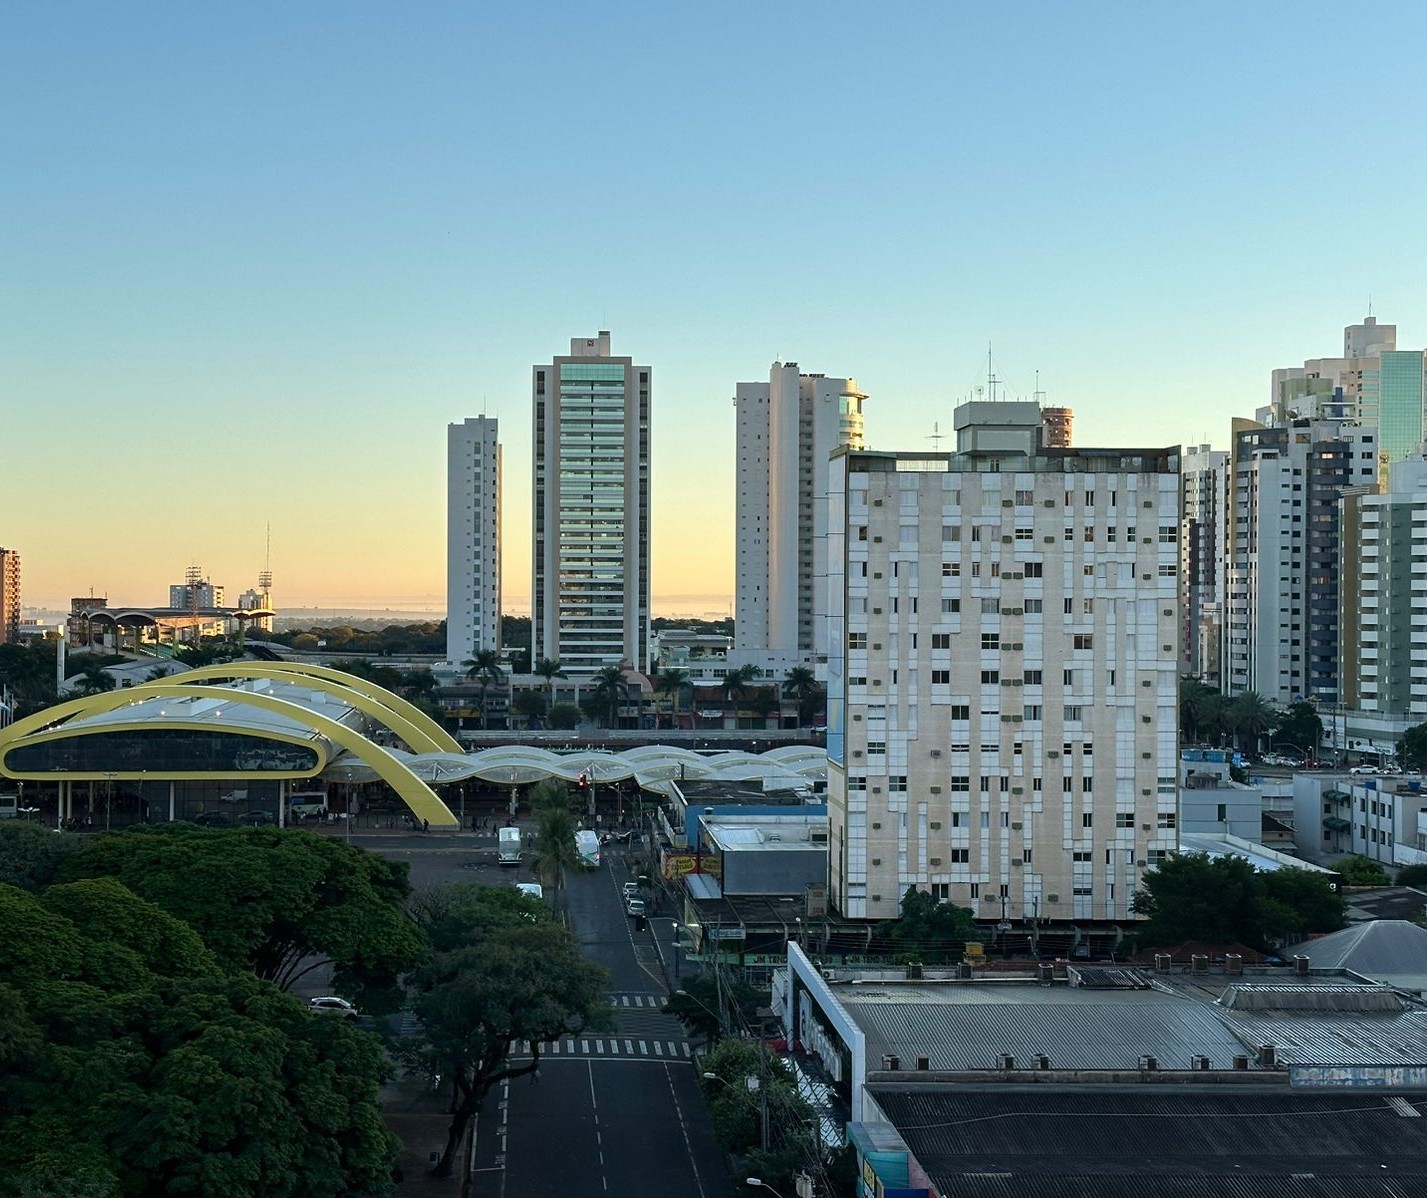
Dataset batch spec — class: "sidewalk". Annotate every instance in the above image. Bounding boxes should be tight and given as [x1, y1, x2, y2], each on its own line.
[381, 1073, 466, 1196]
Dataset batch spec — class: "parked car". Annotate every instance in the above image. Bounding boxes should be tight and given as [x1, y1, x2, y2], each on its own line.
[240, 810, 277, 826]
[192, 811, 234, 827]
[1350, 765, 1380, 775]
[621, 882, 642, 902]
[625, 897, 647, 918]
[307, 996, 358, 1019]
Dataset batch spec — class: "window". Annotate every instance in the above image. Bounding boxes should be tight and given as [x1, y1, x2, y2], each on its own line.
[1022, 848, 1033, 863]
[949, 849, 970, 863]
[857, 525, 868, 541]
[1015, 489, 1034, 504]
[1015, 527, 1033, 541]
[1073, 634, 1094, 650]
[942, 561, 960, 576]
[889, 775, 907, 792]
[1023, 704, 1042, 720]
[971, 526, 983, 542]
[950, 776, 970, 792]
[932, 633, 951, 649]
[1073, 851, 1092, 862]
[981, 670, 1000, 684]
[867, 741, 886, 755]
[1157, 812, 1177, 829]
[942, 525, 956, 542]
[949, 704, 970, 720]
[981, 598, 999, 614]
[1116, 812, 1134, 828]
[1158, 564, 1176, 577]
[1159, 526, 1177, 544]
[931, 669, 950, 684]
[942, 598, 960, 613]
[1063, 668, 1076, 686]
[981, 633, 1000, 650]
[1083, 598, 1094, 615]
[1024, 562, 1043, 578]
[1064, 705, 1083, 721]
[931, 883, 950, 901]
[1073, 885, 1093, 897]
[849, 632, 867, 649]
[1081, 813, 1093, 828]
[980, 776, 991, 793]
[1024, 670, 1042, 685]
[1064, 598, 1074, 615]
[1024, 598, 1043, 613]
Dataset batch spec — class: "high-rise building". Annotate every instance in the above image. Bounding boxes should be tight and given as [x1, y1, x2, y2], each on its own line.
[732, 362, 866, 677]
[169, 570, 223, 610]
[1180, 444, 1229, 685]
[1337, 454, 1427, 759]
[0, 549, 19, 644]
[532, 332, 650, 676]
[825, 402, 1181, 924]
[1225, 417, 1378, 705]
[446, 416, 502, 666]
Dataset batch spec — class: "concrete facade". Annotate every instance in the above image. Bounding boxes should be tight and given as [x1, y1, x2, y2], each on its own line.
[824, 403, 1181, 923]
[1181, 443, 1228, 685]
[446, 416, 502, 667]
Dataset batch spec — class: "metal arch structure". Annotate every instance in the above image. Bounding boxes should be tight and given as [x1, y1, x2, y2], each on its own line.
[173, 661, 463, 754]
[0, 686, 460, 829]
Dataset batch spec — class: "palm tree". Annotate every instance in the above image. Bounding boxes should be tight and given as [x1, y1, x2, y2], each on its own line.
[462, 649, 505, 730]
[527, 782, 581, 908]
[653, 668, 688, 726]
[1190, 689, 1230, 746]
[1225, 690, 1279, 754]
[590, 665, 628, 729]
[782, 666, 823, 728]
[721, 664, 758, 721]
[71, 660, 116, 696]
[534, 657, 567, 700]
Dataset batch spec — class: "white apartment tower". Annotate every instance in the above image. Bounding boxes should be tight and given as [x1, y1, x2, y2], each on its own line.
[733, 362, 866, 675]
[532, 332, 650, 676]
[826, 402, 1181, 925]
[1180, 444, 1229, 685]
[446, 417, 502, 666]
[1225, 416, 1378, 705]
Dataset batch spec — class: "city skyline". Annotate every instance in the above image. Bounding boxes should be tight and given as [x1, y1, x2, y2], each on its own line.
[6, 5, 1427, 612]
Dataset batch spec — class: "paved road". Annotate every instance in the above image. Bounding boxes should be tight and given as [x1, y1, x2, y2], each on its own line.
[470, 842, 730, 1197]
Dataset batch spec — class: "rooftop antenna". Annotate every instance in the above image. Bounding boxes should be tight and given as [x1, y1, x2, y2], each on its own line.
[929, 421, 944, 451]
[1033, 369, 1046, 405]
[258, 524, 273, 601]
[987, 342, 1000, 403]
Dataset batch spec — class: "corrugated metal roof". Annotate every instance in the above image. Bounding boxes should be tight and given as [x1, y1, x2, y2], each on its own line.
[854, 989, 1250, 1070]
[1218, 1008, 1427, 1066]
[870, 1087, 1427, 1197]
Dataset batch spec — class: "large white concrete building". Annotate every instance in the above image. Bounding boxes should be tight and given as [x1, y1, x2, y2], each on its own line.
[531, 332, 650, 676]
[825, 402, 1181, 924]
[1180, 443, 1228, 685]
[731, 362, 866, 681]
[1225, 417, 1378, 705]
[446, 416, 502, 666]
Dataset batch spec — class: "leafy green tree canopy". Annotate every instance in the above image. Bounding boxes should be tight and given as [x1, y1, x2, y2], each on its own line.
[408, 883, 610, 1177]
[0, 882, 395, 1198]
[0, 822, 83, 892]
[1334, 854, 1391, 886]
[59, 824, 424, 1011]
[1132, 852, 1344, 949]
[889, 886, 979, 962]
[1399, 723, 1427, 771]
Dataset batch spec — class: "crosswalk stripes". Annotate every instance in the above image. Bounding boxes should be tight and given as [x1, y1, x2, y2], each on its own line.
[515, 1037, 693, 1061]
[608, 992, 668, 1009]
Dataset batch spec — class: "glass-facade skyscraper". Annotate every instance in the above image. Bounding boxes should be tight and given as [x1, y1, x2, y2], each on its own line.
[532, 332, 650, 676]
[1377, 350, 1427, 467]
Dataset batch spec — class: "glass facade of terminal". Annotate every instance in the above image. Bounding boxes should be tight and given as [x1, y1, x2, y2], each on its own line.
[3, 728, 320, 775]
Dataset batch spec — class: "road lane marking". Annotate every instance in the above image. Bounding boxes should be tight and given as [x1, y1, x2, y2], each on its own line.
[664, 1064, 709, 1198]
[625, 1039, 634, 1054]
[654, 1041, 664, 1056]
[639, 1040, 647, 1054]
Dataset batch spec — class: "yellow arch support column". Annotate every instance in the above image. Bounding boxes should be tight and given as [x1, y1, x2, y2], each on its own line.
[165, 662, 463, 754]
[0, 686, 460, 829]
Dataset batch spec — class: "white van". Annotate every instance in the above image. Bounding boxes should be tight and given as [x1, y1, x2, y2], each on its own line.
[288, 791, 328, 819]
[0, 793, 17, 820]
[575, 829, 601, 868]
[498, 826, 523, 865]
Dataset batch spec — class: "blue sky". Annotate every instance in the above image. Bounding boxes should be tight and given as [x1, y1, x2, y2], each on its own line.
[4, 3, 1425, 614]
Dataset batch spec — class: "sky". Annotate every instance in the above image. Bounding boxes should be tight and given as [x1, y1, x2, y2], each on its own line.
[5, 3, 1426, 617]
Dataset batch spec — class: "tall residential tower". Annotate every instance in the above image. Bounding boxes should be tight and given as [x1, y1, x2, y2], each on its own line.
[732, 362, 866, 677]
[825, 403, 1181, 925]
[532, 332, 650, 676]
[446, 416, 503, 666]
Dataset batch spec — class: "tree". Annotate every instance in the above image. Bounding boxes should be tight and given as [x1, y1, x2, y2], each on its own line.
[1190, 689, 1230, 746]
[721, 664, 758, 715]
[1334, 854, 1391, 886]
[663, 973, 763, 1050]
[525, 783, 581, 904]
[512, 688, 547, 727]
[462, 649, 505, 729]
[782, 666, 824, 727]
[1132, 852, 1344, 949]
[546, 701, 582, 730]
[590, 664, 628, 729]
[59, 824, 425, 1011]
[534, 656, 567, 696]
[1394, 863, 1427, 889]
[1274, 701, 1324, 760]
[653, 667, 688, 723]
[0, 880, 397, 1197]
[0, 639, 58, 714]
[1399, 723, 1427, 771]
[408, 883, 610, 1177]
[68, 657, 116, 697]
[1179, 676, 1218, 741]
[699, 1038, 815, 1192]
[889, 886, 979, 963]
[1225, 691, 1279, 753]
[0, 821, 83, 892]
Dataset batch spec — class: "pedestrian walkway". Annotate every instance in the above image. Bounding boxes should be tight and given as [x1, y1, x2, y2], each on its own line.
[607, 991, 667, 1008]
[513, 1036, 694, 1062]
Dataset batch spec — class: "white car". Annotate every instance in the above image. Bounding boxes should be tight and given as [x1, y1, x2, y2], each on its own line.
[621, 882, 642, 901]
[515, 882, 544, 900]
[625, 897, 647, 918]
[308, 996, 358, 1019]
[1350, 765, 1379, 775]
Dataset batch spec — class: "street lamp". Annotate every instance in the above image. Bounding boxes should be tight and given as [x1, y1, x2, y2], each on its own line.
[746, 1180, 785, 1197]
[704, 1072, 768, 1152]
